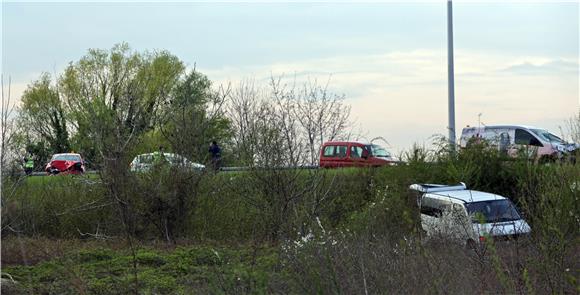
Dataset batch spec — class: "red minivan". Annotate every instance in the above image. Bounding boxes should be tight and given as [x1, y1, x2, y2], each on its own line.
[319, 141, 398, 168]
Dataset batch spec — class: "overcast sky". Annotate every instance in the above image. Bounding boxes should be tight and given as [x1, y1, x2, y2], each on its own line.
[2, 1, 579, 153]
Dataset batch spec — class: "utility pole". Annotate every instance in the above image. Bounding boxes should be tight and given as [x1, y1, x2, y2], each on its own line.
[447, 0, 456, 151]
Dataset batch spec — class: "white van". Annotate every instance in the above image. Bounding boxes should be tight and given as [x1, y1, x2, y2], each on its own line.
[410, 183, 531, 247]
[459, 125, 578, 161]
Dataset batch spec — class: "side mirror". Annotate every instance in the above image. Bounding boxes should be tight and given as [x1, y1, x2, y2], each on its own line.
[361, 150, 369, 159]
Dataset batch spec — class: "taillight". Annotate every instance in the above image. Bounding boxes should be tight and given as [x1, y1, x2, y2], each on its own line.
[479, 236, 486, 243]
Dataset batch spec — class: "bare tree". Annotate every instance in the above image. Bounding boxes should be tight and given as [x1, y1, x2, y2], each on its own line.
[1, 76, 17, 175]
[226, 79, 268, 165]
[269, 76, 307, 166]
[227, 75, 352, 167]
[291, 76, 351, 164]
[224, 75, 353, 242]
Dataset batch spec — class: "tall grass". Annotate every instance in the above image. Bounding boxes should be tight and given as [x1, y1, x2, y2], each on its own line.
[2, 144, 578, 293]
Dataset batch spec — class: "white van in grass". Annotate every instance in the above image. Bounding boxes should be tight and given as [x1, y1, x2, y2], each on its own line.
[459, 125, 578, 162]
[410, 183, 531, 247]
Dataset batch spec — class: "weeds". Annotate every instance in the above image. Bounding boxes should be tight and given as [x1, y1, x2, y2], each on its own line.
[2, 144, 579, 293]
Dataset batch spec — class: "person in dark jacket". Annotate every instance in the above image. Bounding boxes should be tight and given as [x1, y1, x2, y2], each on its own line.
[209, 141, 221, 170]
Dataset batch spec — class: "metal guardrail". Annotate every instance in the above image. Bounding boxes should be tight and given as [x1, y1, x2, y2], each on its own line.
[26, 170, 99, 177]
[23, 162, 409, 176]
[219, 165, 319, 172]
[22, 166, 320, 176]
[22, 163, 412, 176]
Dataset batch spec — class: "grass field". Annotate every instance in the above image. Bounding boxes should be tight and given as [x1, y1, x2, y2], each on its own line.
[3, 238, 279, 294]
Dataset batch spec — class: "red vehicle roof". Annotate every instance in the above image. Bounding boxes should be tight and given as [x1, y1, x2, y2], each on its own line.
[322, 141, 370, 146]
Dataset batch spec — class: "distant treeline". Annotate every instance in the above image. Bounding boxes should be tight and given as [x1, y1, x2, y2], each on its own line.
[3, 43, 351, 173]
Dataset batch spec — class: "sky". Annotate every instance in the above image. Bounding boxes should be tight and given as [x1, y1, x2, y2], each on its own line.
[2, 1, 579, 153]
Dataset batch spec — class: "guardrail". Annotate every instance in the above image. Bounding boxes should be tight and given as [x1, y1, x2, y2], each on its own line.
[26, 170, 99, 177]
[22, 166, 320, 176]
[21, 163, 414, 176]
[219, 165, 319, 172]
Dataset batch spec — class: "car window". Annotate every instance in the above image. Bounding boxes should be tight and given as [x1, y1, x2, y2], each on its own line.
[350, 146, 363, 158]
[530, 129, 565, 144]
[53, 154, 81, 161]
[515, 129, 542, 146]
[138, 155, 154, 164]
[499, 132, 511, 152]
[421, 204, 442, 218]
[336, 145, 347, 157]
[323, 146, 335, 157]
[465, 200, 521, 223]
[365, 144, 391, 157]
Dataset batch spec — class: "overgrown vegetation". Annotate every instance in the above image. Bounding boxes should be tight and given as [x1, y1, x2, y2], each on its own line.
[3, 241, 281, 294]
[2, 146, 579, 293]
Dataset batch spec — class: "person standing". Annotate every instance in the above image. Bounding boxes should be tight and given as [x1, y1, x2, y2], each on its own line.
[23, 156, 34, 176]
[209, 141, 221, 170]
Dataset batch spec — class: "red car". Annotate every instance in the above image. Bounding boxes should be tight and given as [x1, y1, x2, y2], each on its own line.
[45, 153, 86, 175]
[319, 141, 398, 168]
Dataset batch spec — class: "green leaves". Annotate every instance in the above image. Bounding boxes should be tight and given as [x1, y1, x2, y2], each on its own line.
[57, 43, 186, 161]
[159, 69, 231, 163]
[20, 73, 70, 155]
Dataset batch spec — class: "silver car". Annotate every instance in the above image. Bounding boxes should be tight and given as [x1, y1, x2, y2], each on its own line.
[130, 152, 205, 173]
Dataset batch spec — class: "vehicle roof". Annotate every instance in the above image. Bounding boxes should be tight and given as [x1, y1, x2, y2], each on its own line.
[136, 152, 180, 157]
[462, 125, 543, 131]
[52, 153, 81, 156]
[323, 141, 371, 145]
[426, 189, 507, 203]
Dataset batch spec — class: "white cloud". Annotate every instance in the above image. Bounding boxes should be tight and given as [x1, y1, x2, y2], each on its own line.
[201, 49, 578, 152]
[9, 49, 577, 153]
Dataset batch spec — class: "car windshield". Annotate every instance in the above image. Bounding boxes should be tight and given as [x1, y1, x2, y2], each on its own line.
[53, 154, 81, 161]
[530, 129, 565, 144]
[135, 153, 188, 165]
[465, 200, 521, 223]
[136, 154, 154, 164]
[366, 144, 391, 157]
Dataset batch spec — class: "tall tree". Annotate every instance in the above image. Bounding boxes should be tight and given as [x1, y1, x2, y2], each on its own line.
[59, 43, 184, 163]
[159, 69, 231, 163]
[19, 73, 70, 154]
[55, 44, 188, 285]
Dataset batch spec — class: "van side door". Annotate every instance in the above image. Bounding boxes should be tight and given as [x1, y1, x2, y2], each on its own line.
[320, 144, 348, 167]
[442, 203, 473, 243]
[348, 144, 366, 167]
[334, 145, 349, 167]
[320, 145, 337, 168]
[420, 196, 443, 238]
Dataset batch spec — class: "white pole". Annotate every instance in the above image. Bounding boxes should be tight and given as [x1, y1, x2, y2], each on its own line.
[447, 0, 456, 151]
